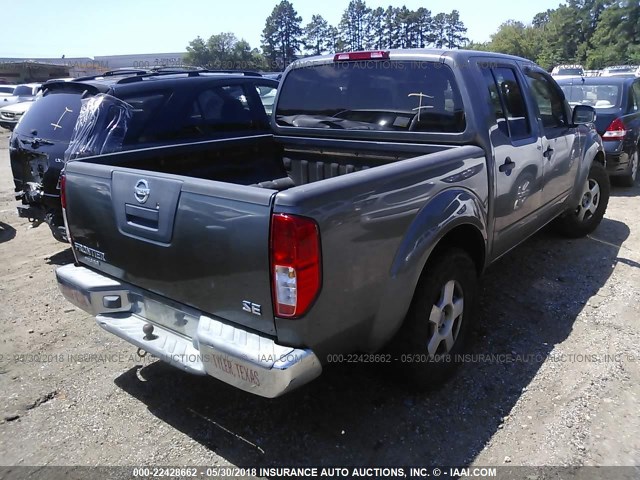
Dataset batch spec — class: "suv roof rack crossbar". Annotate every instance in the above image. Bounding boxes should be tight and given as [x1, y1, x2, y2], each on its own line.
[72, 69, 151, 82]
[114, 69, 263, 84]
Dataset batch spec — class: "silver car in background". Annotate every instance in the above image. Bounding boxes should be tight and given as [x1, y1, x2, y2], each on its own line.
[0, 84, 16, 97]
[1, 83, 41, 107]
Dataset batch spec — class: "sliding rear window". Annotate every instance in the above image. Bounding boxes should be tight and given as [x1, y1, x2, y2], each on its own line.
[276, 61, 466, 133]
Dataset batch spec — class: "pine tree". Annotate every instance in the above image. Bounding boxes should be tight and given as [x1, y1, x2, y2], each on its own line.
[339, 0, 372, 51]
[261, 0, 303, 69]
[432, 13, 447, 48]
[384, 6, 401, 49]
[368, 7, 387, 50]
[444, 10, 469, 49]
[416, 8, 434, 48]
[302, 15, 334, 56]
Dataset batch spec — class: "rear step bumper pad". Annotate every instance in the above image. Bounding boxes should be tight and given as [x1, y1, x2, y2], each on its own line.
[55, 264, 322, 398]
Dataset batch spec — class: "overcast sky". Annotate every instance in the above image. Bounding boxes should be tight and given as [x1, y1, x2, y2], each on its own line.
[2, 0, 564, 58]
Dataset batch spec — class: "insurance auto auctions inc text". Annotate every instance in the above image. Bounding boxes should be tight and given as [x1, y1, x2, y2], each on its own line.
[257, 467, 496, 478]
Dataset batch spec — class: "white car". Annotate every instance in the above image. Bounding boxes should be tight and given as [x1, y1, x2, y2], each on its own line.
[0, 83, 41, 107]
[600, 65, 640, 77]
[0, 78, 73, 130]
[551, 64, 584, 80]
[0, 99, 36, 130]
[0, 84, 16, 97]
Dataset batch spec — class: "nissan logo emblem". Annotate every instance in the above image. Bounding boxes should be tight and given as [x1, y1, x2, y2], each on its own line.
[134, 179, 150, 204]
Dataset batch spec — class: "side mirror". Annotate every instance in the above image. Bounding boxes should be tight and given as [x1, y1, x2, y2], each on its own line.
[572, 105, 596, 125]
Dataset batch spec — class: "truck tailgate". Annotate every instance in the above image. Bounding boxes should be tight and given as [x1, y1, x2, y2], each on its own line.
[64, 161, 277, 335]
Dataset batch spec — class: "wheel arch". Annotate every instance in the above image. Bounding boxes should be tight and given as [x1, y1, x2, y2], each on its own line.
[365, 190, 488, 352]
[426, 223, 486, 277]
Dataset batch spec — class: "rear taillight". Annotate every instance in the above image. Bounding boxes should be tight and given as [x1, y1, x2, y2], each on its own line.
[270, 213, 321, 318]
[602, 118, 628, 141]
[334, 51, 390, 62]
[60, 174, 67, 209]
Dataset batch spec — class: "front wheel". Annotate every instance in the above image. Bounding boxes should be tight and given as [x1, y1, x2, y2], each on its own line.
[390, 248, 478, 389]
[554, 162, 610, 238]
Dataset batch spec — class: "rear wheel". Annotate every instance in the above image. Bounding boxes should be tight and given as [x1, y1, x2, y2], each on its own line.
[554, 162, 610, 238]
[391, 248, 478, 389]
[618, 148, 638, 187]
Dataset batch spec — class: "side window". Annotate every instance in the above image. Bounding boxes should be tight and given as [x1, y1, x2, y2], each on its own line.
[525, 70, 567, 129]
[632, 81, 640, 112]
[480, 67, 509, 136]
[121, 92, 169, 145]
[256, 84, 277, 116]
[222, 85, 250, 108]
[191, 89, 224, 121]
[188, 85, 255, 133]
[492, 67, 532, 139]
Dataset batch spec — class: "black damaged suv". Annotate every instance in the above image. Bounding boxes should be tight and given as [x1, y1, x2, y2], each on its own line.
[9, 69, 279, 242]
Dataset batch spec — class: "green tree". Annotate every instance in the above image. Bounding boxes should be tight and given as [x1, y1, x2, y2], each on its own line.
[383, 6, 401, 49]
[415, 8, 434, 48]
[395, 6, 412, 48]
[466, 41, 490, 51]
[472, 0, 640, 70]
[432, 13, 447, 48]
[444, 10, 469, 48]
[262, 0, 303, 69]
[588, 0, 640, 67]
[368, 7, 387, 49]
[340, 0, 371, 51]
[302, 14, 334, 55]
[532, 9, 553, 28]
[484, 21, 541, 60]
[328, 25, 347, 53]
[184, 33, 266, 70]
[185, 37, 210, 67]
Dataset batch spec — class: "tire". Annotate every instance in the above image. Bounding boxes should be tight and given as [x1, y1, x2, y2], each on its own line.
[618, 148, 638, 187]
[391, 248, 478, 389]
[554, 162, 610, 238]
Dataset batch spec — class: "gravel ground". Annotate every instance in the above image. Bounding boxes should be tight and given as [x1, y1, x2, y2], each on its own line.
[1, 129, 639, 477]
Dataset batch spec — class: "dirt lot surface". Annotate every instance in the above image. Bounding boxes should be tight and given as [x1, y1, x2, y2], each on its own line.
[1, 129, 639, 477]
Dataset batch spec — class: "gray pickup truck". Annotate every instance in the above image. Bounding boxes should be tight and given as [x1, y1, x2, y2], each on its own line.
[56, 50, 608, 397]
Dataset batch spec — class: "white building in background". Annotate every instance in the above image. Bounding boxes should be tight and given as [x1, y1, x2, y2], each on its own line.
[0, 53, 188, 80]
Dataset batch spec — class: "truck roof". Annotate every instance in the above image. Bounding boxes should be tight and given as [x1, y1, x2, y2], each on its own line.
[289, 49, 539, 70]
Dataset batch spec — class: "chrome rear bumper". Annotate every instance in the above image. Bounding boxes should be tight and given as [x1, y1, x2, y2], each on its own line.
[56, 264, 321, 398]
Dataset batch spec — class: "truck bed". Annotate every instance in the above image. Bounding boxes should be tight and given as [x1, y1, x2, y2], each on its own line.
[63, 133, 466, 338]
[85, 134, 455, 189]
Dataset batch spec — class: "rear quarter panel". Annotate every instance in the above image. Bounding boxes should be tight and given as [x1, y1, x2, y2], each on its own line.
[273, 145, 488, 356]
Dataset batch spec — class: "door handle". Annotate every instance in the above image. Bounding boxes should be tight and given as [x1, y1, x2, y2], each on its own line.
[543, 146, 554, 159]
[499, 157, 516, 175]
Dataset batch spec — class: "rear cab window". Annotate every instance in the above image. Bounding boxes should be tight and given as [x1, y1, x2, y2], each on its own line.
[559, 82, 622, 110]
[276, 60, 466, 133]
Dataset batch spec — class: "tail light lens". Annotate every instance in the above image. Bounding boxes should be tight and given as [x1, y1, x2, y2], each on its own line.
[270, 213, 321, 318]
[60, 174, 67, 209]
[602, 118, 627, 141]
